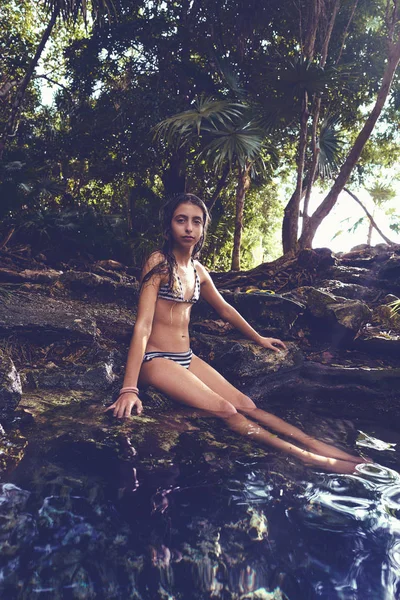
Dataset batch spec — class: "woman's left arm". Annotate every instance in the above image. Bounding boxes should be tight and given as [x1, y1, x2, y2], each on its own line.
[196, 264, 287, 353]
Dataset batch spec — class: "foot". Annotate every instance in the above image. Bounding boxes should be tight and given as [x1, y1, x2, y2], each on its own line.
[300, 450, 364, 474]
[306, 439, 365, 464]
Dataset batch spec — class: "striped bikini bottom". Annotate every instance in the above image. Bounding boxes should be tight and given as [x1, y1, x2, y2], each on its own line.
[142, 349, 193, 369]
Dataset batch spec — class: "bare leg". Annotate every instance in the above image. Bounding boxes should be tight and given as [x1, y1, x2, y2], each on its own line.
[188, 354, 364, 464]
[139, 357, 362, 473]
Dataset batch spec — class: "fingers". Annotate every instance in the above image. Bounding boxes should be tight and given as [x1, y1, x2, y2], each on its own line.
[104, 395, 143, 419]
[267, 343, 280, 353]
[268, 338, 287, 352]
[274, 339, 287, 350]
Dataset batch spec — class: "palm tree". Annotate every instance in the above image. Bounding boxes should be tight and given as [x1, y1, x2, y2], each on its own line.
[0, 0, 116, 159]
[155, 97, 276, 270]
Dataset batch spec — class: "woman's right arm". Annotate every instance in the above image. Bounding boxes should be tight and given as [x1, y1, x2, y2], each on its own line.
[104, 254, 162, 418]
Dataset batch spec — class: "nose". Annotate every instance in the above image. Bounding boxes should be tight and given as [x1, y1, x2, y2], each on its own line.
[185, 222, 193, 232]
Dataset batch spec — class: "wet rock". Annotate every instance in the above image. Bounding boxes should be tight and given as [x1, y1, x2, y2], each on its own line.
[0, 430, 27, 475]
[0, 350, 22, 418]
[241, 590, 285, 600]
[25, 359, 117, 391]
[302, 361, 400, 389]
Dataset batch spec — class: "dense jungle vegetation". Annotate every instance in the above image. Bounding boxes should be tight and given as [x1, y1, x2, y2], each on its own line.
[1, 0, 400, 271]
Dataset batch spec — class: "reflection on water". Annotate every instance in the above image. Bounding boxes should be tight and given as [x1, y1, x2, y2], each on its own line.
[0, 410, 400, 599]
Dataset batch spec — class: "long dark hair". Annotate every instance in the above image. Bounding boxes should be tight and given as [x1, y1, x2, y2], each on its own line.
[141, 193, 210, 290]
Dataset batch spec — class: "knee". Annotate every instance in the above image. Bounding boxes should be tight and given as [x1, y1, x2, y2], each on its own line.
[236, 394, 256, 413]
[215, 400, 237, 419]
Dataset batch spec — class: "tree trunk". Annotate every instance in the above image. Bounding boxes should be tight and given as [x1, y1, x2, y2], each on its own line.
[302, 0, 340, 234]
[367, 216, 373, 245]
[282, 91, 309, 253]
[344, 187, 394, 245]
[207, 163, 230, 213]
[298, 38, 400, 250]
[231, 165, 251, 271]
[0, 9, 59, 159]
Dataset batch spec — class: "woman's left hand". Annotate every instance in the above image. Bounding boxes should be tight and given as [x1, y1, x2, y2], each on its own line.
[258, 336, 287, 352]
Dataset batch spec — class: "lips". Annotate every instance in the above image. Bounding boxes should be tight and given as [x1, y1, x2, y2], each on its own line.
[182, 236, 195, 240]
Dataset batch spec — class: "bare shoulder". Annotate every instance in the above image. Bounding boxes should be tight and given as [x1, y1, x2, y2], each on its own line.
[145, 251, 166, 269]
[193, 260, 211, 284]
[140, 252, 168, 289]
[142, 251, 166, 276]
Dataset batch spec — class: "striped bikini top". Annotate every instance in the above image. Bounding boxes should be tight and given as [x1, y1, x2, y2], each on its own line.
[158, 260, 201, 304]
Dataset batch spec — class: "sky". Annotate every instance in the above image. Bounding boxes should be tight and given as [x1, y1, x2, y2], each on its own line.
[310, 186, 400, 253]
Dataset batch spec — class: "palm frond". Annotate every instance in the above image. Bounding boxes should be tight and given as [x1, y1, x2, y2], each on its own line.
[200, 121, 265, 173]
[154, 96, 246, 147]
[317, 117, 345, 179]
[212, 53, 246, 98]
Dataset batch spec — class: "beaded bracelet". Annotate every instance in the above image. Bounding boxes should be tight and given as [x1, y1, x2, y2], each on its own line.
[119, 386, 139, 396]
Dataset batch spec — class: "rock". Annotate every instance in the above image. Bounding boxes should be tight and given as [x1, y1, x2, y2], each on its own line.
[329, 300, 372, 332]
[350, 244, 371, 252]
[96, 259, 125, 271]
[191, 334, 303, 395]
[318, 280, 381, 303]
[353, 326, 400, 356]
[0, 430, 27, 475]
[302, 361, 400, 388]
[378, 254, 400, 280]
[297, 247, 336, 270]
[327, 265, 374, 285]
[372, 304, 400, 331]
[193, 292, 304, 337]
[0, 268, 61, 284]
[26, 359, 117, 391]
[0, 292, 98, 343]
[0, 350, 22, 418]
[60, 270, 139, 302]
[292, 286, 372, 334]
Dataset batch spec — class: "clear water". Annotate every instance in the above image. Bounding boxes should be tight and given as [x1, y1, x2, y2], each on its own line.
[1, 402, 400, 600]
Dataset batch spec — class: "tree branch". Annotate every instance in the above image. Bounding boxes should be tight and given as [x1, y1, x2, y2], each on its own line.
[336, 0, 359, 64]
[344, 187, 395, 245]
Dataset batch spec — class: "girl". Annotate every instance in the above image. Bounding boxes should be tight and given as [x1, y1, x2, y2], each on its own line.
[106, 193, 364, 473]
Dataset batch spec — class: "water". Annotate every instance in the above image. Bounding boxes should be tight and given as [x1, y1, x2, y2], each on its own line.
[1, 400, 400, 600]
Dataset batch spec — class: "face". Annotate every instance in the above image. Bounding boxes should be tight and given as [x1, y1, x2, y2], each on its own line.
[170, 202, 204, 249]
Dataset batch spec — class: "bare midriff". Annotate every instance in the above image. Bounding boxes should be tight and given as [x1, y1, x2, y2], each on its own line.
[145, 297, 194, 353]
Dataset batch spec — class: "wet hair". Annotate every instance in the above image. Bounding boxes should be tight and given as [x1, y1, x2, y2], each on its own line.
[141, 193, 210, 291]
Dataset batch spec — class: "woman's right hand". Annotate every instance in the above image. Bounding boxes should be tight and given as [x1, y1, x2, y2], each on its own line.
[104, 393, 143, 419]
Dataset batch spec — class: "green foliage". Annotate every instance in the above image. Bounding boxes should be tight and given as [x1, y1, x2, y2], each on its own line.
[2, 0, 400, 267]
[388, 300, 400, 316]
[6, 207, 131, 262]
